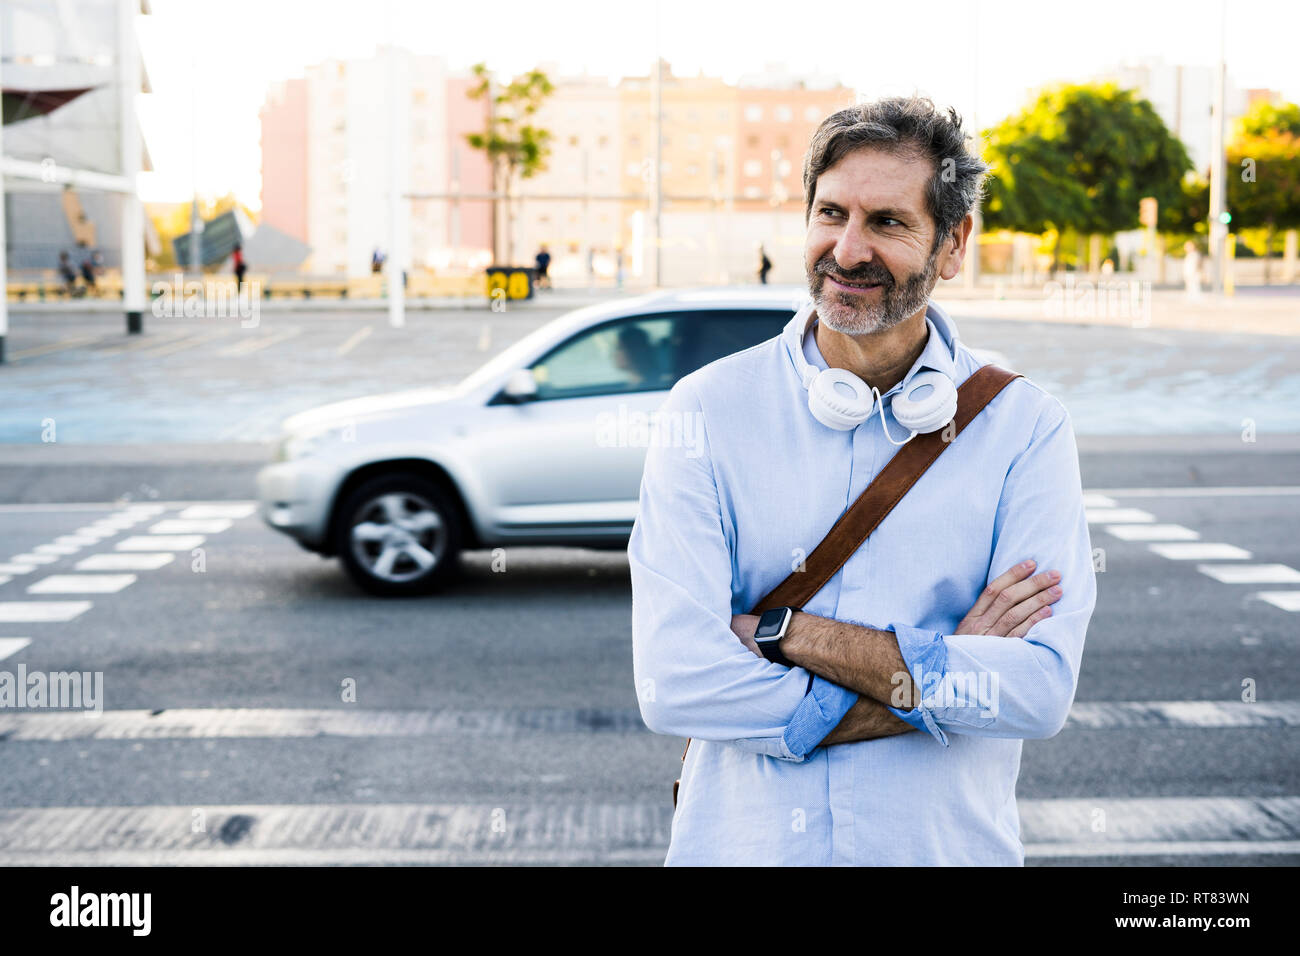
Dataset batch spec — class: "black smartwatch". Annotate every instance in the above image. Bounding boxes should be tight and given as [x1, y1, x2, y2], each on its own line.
[753, 606, 797, 667]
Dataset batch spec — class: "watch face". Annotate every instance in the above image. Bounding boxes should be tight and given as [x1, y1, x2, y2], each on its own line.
[754, 607, 791, 639]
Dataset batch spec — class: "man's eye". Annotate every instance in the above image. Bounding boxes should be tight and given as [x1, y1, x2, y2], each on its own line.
[819, 208, 842, 218]
[880, 218, 902, 227]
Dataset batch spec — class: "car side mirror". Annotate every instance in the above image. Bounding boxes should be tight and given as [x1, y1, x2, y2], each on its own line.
[502, 368, 539, 402]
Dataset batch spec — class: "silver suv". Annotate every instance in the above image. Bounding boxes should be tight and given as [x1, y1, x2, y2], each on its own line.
[257, 286, 807, 595]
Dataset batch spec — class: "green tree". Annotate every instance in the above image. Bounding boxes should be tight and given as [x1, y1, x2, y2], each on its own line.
[982, 83, 1192, 273]
[464, 63, 555, 265]
[1226, 101, 1300, 281]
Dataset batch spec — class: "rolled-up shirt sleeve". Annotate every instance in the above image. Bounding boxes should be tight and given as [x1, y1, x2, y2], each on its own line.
[630, 379, 858, 761]
[886, 398, 1096, 745]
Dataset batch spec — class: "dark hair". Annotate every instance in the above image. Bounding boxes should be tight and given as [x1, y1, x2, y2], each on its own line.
[803, 96, 988, 249]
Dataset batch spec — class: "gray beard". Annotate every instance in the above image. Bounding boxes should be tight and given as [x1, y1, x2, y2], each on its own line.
[810, 248, 941, 335]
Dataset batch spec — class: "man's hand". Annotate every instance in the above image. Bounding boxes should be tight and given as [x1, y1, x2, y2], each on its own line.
[956, 559, 1062, 637]
[730, 614, 762, 656]
[728, 559, 1063, 656]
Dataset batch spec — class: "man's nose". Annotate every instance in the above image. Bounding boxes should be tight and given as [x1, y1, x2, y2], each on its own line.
[832, 224, 875, 273]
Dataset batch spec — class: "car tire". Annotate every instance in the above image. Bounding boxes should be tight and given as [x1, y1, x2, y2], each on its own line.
[334, 472, 463, 596]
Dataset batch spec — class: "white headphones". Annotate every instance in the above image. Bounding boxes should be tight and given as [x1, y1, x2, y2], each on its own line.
[789, 306, 957, 444]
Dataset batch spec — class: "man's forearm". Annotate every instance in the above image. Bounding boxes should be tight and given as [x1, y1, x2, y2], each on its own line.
[781, 612, 921, 710]
[820, 695, 915, 745]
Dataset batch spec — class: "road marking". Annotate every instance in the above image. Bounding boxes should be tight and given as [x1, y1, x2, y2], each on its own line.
[148, 519, 231, 534]
[72, 528, 118, 540]
[1199, 563, 1300, 584]
[0, 602, 93, 622]
[1104, 524, 1200, 541]
[336, 325, 372, 356]
[0, 564, 37, 575]
[0, 700, 1292, 742]
[0, 707, 651, 740]
[7, 334, 107, 361]
[0, 797, 1294, 864]
[74, 553, 174, 571]
[9, 554, 57, 565]
[217, 327, 302, 357]
[33, 544, 81, 556]
[1256, 592, 1300, 612]
[115, 535, 206, 551]
[1086, 486, 1300, 498]
[54, 535, 101, 547]
[0, 576, 9, 586]
[178, 504, 256, 519]
[141, 329, 233, 358]
[0, 638, 31, 661]
[1065, 700, 1300, 729]
[1148, 542, 1252, 561]
[1081, 494, 1117, 508]
[27, 574, 136, 595]
[1086, 508, 1155, 524]
[1025, 840, 1300, 858]
[95, 331, 194, 356]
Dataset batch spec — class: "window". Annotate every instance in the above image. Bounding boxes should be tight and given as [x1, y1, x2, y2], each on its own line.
[686, 133, 700, 149]
[525, 311, 789, 401]
[743, 159, 763, 177]
[805, 105, 822, 122]
[746, 134, 759, 148]
[569, 135, 579, 147]
[529, 318, 676, 400]
[775, 105, 793, 122]
[673, 311, 789, 376]
[744, 105, 762, 122]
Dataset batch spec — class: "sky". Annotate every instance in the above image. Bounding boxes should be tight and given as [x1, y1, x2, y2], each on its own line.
[135, 0, 1300, 209]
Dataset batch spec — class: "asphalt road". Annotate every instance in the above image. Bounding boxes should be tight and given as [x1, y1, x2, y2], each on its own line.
[1, 302, 1297, 865]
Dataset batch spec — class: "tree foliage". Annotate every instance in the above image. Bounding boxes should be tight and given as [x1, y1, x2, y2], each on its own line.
[982, 83, 1193, 236]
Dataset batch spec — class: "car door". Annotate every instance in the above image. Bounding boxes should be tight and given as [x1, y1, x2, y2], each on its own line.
[470, 309, 789, 542]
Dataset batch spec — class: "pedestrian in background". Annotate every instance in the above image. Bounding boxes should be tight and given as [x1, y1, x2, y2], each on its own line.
[535, 244, 552, 290]
[57, 251, 78, 296]
[758, 243, 772, 284]
[79, 246, 98, 294]
[232, 243, 247, 290]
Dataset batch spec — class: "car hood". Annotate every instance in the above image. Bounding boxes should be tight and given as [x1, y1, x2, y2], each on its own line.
[281, 386, 461, 434]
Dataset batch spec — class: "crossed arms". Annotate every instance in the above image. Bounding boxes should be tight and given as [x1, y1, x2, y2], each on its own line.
[629, 381, 1096, 759]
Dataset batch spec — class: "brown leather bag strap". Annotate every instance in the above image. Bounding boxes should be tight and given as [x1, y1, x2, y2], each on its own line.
[747, 364, 1022, 615]
[673, 365, 1022, 807]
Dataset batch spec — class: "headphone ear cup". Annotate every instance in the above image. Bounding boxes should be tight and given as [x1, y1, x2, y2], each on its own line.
[892, 370, 957, 433]
[808, 368, 875, 430]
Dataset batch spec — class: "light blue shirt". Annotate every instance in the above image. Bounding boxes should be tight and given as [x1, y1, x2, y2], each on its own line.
[629, 299, 1096, 866]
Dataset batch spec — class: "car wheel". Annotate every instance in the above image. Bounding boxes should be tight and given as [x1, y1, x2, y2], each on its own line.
[334, 473, 462, 596]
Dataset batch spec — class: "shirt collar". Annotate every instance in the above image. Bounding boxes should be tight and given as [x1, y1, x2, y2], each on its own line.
[785, 297, 961, 398]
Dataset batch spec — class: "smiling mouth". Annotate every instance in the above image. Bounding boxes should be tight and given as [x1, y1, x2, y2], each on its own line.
[825, 273, 883, 292]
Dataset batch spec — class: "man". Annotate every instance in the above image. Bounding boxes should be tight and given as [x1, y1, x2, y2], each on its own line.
[535, 244, 552, 289]
[629, 97, 1096, 866]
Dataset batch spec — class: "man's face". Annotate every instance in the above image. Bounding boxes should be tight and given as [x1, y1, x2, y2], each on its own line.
[804, 146, 954, 335]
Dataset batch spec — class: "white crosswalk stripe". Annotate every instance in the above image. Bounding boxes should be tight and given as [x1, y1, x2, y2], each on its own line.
[1148, 542, 1252, 560]
[74, 553, 175, 571]
[26, 574, 137, 594]
[1256, 592, 1300, 612]
[0, 638, 31, 660]
[1199, 563, 1300, 584]
[0, 601, 93, 622]
[114, 535, 206, 551]
[1104, 524, 1199, 541]
[0, 796, 1296, 865]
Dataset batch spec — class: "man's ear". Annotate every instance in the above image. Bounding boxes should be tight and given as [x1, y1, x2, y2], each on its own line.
[938, 213, 974, 282]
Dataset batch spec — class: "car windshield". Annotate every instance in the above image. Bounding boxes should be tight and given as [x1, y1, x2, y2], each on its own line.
[454, 302, 646, 394]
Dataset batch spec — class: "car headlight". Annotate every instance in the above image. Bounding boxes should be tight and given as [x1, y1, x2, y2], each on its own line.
[277, 425, 351, 462]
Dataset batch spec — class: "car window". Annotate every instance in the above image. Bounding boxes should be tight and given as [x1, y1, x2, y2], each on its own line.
[670, 310, 789, 380]
[529, 317, 675, 400]
[522, 309, 790, 402]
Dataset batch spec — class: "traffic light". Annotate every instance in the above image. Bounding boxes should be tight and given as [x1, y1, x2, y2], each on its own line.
[1218, 211, 1232, 225]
